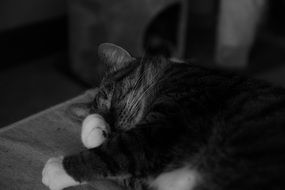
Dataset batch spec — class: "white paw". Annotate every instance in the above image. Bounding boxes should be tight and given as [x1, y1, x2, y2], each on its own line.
[42, 157, 80, 190]
[81, 114, 110, 148]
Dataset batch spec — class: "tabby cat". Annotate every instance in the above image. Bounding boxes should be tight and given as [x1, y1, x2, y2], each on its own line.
[42, 43, 285, 190]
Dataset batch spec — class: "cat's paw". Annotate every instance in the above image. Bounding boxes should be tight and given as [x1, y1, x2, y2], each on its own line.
[42, 157, 80, 190]
[81, 114, 110, 148]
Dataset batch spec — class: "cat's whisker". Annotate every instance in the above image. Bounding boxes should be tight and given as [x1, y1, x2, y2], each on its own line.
[127, 67, 146, 109]
[132, 54, 146, 90]
[128, 69, 160, 113]
[127, 75, 143, 107]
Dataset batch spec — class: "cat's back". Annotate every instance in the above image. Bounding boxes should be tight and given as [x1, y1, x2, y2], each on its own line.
[152, 61, 285, 190]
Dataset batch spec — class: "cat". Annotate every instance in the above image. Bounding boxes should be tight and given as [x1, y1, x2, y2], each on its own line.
[42, 43, 285, 190]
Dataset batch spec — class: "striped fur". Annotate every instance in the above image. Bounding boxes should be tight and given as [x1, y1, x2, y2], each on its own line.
[64, 53, 285, 190]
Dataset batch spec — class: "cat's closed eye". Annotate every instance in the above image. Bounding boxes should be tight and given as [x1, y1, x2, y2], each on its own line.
[97, 90, 108, 100]
[94, 89, 113, 112]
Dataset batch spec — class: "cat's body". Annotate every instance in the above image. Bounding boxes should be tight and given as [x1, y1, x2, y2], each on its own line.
[43, 43, 285, 190]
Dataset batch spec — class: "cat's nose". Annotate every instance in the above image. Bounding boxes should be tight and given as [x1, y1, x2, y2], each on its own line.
[81, 114, 110, 148]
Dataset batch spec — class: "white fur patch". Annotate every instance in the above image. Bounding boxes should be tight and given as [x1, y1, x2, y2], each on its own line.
[170, 57, 185, 63]
[149, 167, 200, 190]
[81, 114, 109, 148]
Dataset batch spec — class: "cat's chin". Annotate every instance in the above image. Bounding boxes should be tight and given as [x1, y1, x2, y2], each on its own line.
[81, 114, 110, 148]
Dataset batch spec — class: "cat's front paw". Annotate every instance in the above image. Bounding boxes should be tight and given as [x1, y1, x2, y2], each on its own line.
[81, 114, 110, 148]
[42, 157, 80, 190]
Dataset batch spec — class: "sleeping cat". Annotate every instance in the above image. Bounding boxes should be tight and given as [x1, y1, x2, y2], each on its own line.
[42, 43, 285, 190]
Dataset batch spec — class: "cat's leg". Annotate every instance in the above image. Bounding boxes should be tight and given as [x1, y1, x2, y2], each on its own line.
[42, 156, 82, 190]
[42, 156, 126, 190]
[66, 102, 110, 148]
[81, 114, 110, 148]
[43, 120, 180, 189]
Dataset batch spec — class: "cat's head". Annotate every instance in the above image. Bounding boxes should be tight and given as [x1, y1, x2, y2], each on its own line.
[69, 43, 169, 133]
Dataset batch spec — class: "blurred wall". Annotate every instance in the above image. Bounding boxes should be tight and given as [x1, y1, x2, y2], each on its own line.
[0, 0, 66, 30]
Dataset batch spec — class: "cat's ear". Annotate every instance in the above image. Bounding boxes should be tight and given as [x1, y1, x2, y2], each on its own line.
[98, 43, 135, 71]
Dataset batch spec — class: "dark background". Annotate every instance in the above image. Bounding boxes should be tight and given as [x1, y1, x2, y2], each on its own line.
[0, 0, 285, 127]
